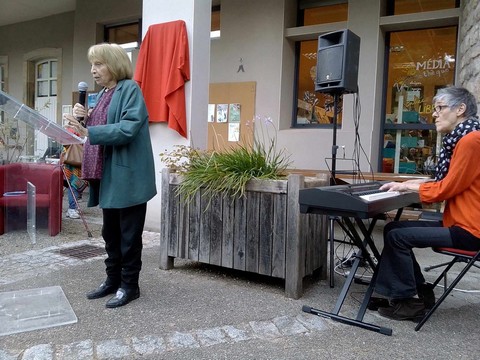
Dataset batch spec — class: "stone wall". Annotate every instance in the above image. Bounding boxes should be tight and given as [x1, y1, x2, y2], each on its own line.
[459, 0, 480, 105]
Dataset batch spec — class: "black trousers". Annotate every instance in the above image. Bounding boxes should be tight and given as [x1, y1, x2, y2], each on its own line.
[374, 220, 453, 300]
[102, 203, 147, 290]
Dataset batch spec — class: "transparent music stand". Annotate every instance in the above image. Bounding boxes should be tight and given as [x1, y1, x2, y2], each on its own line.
[27, 182, 36, 244]
[324, 155, 362, 184]
[0, 90, 84, 145]
[0, 90, 84, 240]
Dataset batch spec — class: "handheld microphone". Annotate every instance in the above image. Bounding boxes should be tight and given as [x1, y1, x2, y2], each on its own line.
[77, 81, 88, 121]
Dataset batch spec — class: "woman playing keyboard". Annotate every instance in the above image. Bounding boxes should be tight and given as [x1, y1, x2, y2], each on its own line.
[373, 86, 480, 321]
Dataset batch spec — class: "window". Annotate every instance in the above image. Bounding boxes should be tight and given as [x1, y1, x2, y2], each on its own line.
[36, 60, 57, 97]
[381, 26, 457, 174]
[303, 2, 348, 25]
[211, 5, 221, 39]
[0, 64, 5, 91]
[293, 2, 348, 128]
[387, 0, 458, 15]
[104, 21, 141, 63]
[106, 22, 140, 48]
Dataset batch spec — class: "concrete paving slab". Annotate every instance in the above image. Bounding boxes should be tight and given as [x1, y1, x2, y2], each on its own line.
[0, 194, 479, 359]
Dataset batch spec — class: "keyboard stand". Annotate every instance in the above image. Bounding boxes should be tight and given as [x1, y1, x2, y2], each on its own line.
[328, 215, 336, 288]
[328, 215, 367, 288]
[303, 208, 406, 336]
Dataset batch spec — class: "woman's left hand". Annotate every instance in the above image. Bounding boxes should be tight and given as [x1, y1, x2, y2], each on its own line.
[63, 113, 88, 137]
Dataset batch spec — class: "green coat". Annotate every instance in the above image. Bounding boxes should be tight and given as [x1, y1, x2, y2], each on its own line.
[87, 79, 157, 209]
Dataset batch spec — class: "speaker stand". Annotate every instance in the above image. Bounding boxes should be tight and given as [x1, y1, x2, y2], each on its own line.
[328, 92, 341, 287]
[330, 92, 341, 185]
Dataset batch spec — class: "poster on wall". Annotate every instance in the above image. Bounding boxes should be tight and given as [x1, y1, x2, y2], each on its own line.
[216, 104, 228, 123]
[228, 123, 240, 142]
[88, 93, 98, 109]
[208, 104, 215, 122]
[228, 103, 241, 122]
[208, 81, 255, 152]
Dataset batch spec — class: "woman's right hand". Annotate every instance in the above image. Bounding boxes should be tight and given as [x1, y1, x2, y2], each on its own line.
[72, 103, 87, 119]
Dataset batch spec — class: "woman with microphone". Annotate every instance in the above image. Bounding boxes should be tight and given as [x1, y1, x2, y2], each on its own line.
[64, 43, 156, 308]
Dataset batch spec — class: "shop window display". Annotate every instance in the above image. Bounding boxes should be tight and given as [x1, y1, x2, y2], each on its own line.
[382, 26, 457, 174]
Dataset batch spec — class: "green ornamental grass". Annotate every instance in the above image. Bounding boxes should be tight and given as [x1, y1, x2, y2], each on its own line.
[161, 116, 291, 204]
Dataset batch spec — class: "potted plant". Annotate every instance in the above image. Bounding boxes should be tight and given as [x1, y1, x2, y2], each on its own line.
[159, 116, 329, 299]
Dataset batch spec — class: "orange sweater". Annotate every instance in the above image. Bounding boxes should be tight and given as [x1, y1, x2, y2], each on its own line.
[134, 20, 190, 138]
[420, 131, 480, 238]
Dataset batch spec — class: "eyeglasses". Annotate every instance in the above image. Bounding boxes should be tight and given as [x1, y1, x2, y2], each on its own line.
[433, 105, 449, 114]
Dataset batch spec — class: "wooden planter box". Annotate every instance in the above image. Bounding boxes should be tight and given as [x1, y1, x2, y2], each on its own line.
[160, 168, 329, 299]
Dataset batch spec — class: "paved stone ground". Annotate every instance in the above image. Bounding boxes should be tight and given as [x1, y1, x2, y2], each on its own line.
[0, 193, 329, 359]
[1, 192, 479, 359]
[0, 232, 158, 287]
[0, 231, 328, 360]
[2, 312, 326, 359]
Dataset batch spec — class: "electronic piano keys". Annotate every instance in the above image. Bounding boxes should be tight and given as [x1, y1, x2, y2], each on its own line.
[299, 181, 420, 218]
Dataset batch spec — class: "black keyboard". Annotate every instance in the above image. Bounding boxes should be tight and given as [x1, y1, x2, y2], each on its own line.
[299, 181, 419, 218]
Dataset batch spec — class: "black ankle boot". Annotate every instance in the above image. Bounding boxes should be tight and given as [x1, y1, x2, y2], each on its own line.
[378, 298, 426, 322]
[368, 296, 390, 311]
[86, 281, 118, 300]
[417, 283, 436, 309]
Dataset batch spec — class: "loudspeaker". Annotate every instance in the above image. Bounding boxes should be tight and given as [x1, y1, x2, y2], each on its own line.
[315, 29, 360, 94]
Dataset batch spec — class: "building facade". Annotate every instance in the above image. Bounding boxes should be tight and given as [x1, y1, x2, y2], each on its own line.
[0, 0, 479, 231]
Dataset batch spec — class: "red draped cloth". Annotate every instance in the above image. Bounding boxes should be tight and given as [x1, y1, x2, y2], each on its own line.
[134, 20, 190, 138]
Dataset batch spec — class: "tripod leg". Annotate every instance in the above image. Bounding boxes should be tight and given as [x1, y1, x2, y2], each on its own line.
[62, 165, 93, 237]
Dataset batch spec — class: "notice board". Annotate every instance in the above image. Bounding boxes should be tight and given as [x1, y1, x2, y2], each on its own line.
[208, 82, 256, 152]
